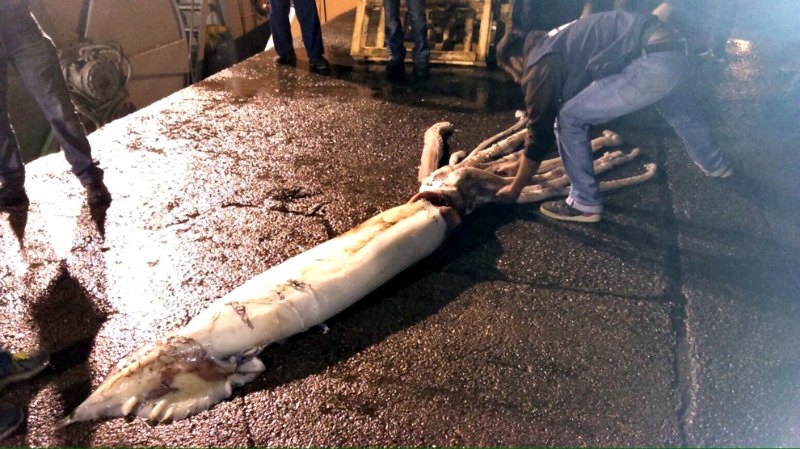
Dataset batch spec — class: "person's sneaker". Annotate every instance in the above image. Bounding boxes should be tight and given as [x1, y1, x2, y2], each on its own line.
[0, 181, 28, 209]
[698, 48, 727, 63]
[707, 163, 733, 178]
[385, 58, 405, 79]
[0, 351, 49, 390]
[540, 199, 601, 223]
[0, 405, 24, 441]
[309, 56, 331, 73]
[715, 166, 733, 178]
[274, 53, 297, 66]
[84, 180, 112, 206]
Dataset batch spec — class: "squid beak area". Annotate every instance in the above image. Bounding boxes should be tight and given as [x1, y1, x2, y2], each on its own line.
[438, 205, 462, 230]
[408, 191, 463, 229]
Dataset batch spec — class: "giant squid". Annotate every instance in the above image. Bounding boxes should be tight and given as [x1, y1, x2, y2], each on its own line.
[61, 114, 655, 426]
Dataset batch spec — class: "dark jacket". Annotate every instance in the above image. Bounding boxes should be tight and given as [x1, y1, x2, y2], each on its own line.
[525, 10, 657, 103]
[521, 11, 657, 161]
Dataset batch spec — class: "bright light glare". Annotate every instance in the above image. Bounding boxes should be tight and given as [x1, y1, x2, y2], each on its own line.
[729, 38, 753, 56]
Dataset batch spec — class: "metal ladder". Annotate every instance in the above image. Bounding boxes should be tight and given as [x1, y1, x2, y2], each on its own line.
[174, 0, 225, 83]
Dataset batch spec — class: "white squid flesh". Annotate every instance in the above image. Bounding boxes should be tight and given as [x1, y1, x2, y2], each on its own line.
[62, 199, 455, 425]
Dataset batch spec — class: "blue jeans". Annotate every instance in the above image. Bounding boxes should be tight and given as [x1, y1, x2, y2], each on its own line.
[269, 0, 325, 59]
[384, 0, 429, 65]
[556, 50, 728, 213]
[0, 2, 101, 187]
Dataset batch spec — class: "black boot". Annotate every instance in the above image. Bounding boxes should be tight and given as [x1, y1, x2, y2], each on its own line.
[385, 58, 405, 79]
[309, 56, 331, 73]
[78, 164, 112, 206]
[412, 61, 430, 79]
[274, 52, 297, 66]
[84, 179, 112, 206]
[0, 177, 28, 209]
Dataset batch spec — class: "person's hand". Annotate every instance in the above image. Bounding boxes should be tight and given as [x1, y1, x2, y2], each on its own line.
[495, 183, 521, 204]
[488, 160, 519, 177]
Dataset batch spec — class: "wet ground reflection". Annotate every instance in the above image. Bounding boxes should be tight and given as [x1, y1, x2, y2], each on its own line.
[332, 63, 525, 114]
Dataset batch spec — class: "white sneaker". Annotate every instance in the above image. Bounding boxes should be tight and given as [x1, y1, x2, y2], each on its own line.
[707, 164, 733, 178]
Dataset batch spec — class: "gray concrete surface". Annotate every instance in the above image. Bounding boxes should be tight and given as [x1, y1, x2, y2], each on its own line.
[1, 8, 799, 447]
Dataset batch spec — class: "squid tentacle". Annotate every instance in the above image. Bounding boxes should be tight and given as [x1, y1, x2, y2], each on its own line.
[418, 122, 454, 182]
[470, 110, 529, 155]
[516, 148, 650, 203]
[418, 115, 652, 213]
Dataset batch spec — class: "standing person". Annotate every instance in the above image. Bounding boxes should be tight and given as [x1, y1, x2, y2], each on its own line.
[0, 0, 111, 209]
[0, 349, 49, 441]
[269, 0, 331, 72]
[384, 0, 430, 78]
[495, 5, 731, 223]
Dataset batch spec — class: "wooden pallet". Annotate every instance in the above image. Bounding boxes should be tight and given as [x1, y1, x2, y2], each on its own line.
[350, 0, 513, 66]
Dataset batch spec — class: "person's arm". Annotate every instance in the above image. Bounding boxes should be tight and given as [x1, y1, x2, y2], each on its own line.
[497, 53, 564, 203]
[496, 54, 562, 203]
[496, 156, 541, 203]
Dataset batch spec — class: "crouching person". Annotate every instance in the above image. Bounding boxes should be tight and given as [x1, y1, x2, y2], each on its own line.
[495, 3, 731, 222]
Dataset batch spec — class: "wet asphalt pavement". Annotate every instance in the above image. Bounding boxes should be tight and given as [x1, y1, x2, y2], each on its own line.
[1, 8, 799, 448]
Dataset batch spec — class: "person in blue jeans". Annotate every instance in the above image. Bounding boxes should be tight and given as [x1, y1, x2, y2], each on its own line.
[384, 0, 430, 77]
[0, 0, 110, 209]
[495, 4, 731, 222]
[269, 0, 330, 72]
[0, 348, 49, 441]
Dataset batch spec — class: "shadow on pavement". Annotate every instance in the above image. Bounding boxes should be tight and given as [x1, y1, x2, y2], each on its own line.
[29, 259, 107, 447]
[4, 205, 28, 249]
[27, 202, 112, 446]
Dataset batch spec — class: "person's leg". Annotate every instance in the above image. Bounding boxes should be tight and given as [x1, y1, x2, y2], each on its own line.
[0, 6, 102, 187]
[269, 0, 296, 61]
[0, 51, 26, 189]
[556, 51, 687, 213]
[292, 0, 325, 60]
[552, 118, 602, 214]
[406, 0, 429, 66]
[383, 0, 406, 63]
[655, 78, 730, 176]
